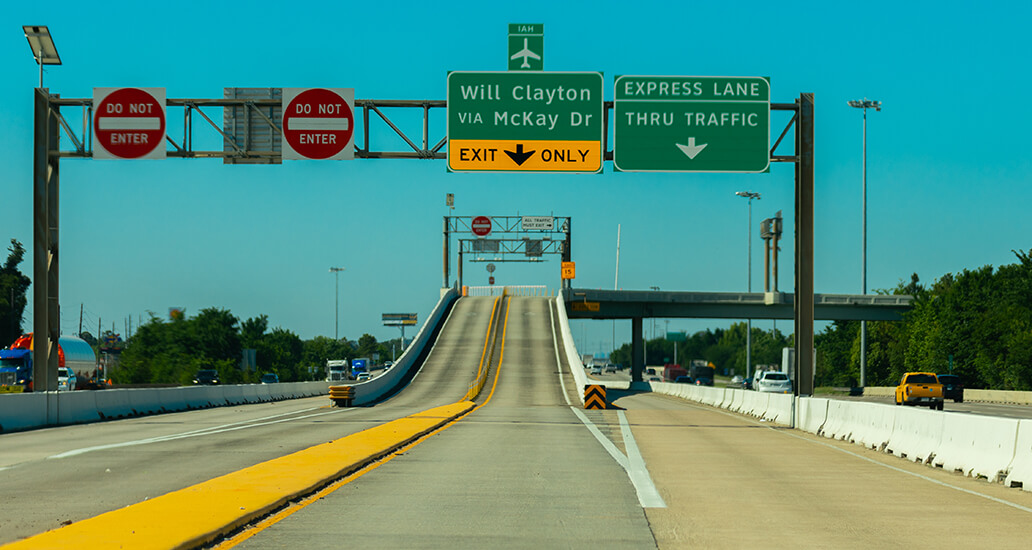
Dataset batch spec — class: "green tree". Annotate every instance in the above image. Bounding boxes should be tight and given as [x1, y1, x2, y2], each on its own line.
[0, 239, 31, 346]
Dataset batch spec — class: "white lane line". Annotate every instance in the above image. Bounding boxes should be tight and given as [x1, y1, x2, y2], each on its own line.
[570, 407, 629, 470]
[48, 408, 353, 459]
[778, 428, 1032, 514]
[617, 411, 667, 508]
[551, 301, 664, 508]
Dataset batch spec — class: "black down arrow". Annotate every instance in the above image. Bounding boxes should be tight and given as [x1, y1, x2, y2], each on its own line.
[504, 143, 536, 166]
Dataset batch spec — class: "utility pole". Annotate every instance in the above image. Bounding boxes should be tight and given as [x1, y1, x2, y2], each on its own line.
[79, 303, 83, 336]
[848, 98, 881, 388]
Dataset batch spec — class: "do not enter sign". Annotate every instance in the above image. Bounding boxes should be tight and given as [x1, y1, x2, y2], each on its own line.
[282, 88, 355, 160]
[92, 88, 166, 159]
[471, 216, 492, 237]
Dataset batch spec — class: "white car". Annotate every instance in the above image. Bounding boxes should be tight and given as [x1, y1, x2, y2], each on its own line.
[590, 366, 603, 375]
[57, 367, 77, 391]
[755, 371, 792, 393]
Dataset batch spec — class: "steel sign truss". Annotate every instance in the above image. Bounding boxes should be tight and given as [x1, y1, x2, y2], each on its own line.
[43, 95, 448, 161]
[40, 94, 801, 165]
[458, 238, 563, 262]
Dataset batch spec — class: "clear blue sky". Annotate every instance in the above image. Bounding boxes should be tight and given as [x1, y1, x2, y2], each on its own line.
[2, 1, 1030, 355]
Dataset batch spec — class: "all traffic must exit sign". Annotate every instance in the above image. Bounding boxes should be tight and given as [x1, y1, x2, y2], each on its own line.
[613, 76, 770, 173]
[447, 71, 603, 173]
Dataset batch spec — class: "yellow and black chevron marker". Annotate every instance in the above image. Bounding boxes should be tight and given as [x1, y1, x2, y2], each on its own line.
[329, 385, 355, 407]
[584, 384, 607, 410]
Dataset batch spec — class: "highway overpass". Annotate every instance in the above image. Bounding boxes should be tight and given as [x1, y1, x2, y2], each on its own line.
[2, 291, 1031, 549]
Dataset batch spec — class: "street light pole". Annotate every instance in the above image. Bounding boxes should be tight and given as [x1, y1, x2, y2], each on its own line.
[329, 267, 345, 340]
[736, 191, 761, 378]
[848, 98, 881, 388]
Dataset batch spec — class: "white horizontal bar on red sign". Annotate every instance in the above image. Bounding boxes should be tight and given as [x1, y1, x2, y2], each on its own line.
[287, 118, 350, 131]
[97, 117, 162, 130]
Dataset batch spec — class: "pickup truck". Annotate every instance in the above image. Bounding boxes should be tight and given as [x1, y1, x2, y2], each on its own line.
[894, 372, 944, 410]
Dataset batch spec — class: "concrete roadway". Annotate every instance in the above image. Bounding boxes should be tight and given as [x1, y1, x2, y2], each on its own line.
[235, 297, 1032, 549]
[234, 297, 659, 549]
[0, 296, 498, 545]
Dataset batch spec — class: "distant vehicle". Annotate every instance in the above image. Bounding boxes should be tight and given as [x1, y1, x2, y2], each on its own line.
[1, 334, 96, 392]
[743, 378, 753, 390]
[193, 369, 220, 385]
[936, 374, 964, 402]
[356, 372, 371, 381]
[604, 364, 617, 373]
[57, 367, 77, 391]
[895, 372, 943, 409]
[260, 373, 279, 384]
[351, 358, 370, 377]
[648, 376, 662, 382]
[731, 375, 744, 385]
[384, 361, 394, 368]
[755, 371, 792, 393]
[664, 365, 687, 382]
[689, 361, 715, 386]
[590, 366, 603, 375]
[674, 376, 693, 384]
[326, 360, 350, 382]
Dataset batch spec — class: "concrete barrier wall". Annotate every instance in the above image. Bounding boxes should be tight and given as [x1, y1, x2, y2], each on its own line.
[0, 380, 335, 433]
[865, 386, 1032, 405]
[934, 413, 1019, 482]
[1005, 419, 1032, 491]
[353, 287, 458, 406]
[764, 393, 794, 425]
[554, 295, 587, 403]
[886, 406, 944, 463]
[796, 397, 828, 434]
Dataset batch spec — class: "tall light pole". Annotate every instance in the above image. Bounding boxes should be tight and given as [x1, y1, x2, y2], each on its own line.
[329, 267, 345, 340]
[736, 191, 761, 378]
[848, 98, 881, 388]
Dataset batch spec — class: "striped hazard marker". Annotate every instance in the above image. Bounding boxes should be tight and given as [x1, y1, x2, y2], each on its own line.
[584, 384, 607, 410]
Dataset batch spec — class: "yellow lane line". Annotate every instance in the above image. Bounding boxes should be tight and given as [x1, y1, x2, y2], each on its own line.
[2, 402, 474, 550]
[467, 296, 500, 400]
[218, 297, 514, 548]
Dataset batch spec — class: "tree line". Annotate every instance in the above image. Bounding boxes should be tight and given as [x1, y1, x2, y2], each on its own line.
[611, 323, 792, 377]
[816, 250, 1032, 390]
[113, 308, 403, 385]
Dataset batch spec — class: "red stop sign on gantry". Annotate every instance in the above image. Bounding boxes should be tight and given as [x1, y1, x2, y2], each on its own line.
[471, 216, 492, 237]
[283, 88, 355, 159]
[94, 88, 165, 159]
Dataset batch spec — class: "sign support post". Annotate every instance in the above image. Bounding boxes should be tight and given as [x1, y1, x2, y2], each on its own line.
[33, 88, 60, 402]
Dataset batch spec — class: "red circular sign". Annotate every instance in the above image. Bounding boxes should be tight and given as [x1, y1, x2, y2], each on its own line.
[471, 216, 492, 237]
[94, 88, 165, 159]
[489, 276, 495, 285]
[283, 88, 355, 159]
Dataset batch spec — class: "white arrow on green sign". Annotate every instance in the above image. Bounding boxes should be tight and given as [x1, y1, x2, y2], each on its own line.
[613, 76, 770, 173]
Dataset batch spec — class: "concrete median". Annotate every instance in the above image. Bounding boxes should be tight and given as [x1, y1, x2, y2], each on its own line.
[0, 393, 46, 432]
[1004, 419, 1032, 491]
[55, 391, 99, 426]
[94, 389, 134, 419]
[795, 397, 828, 434]
[886, 406, 945, 464]
[934, 413, 1020, 482]
[764, 393, 793, 425]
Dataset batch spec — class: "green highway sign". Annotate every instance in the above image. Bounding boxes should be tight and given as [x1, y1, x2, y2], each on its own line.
[613, 76, 770, 173]
[508, 23, 543, 71]
[447, 71, 604, 172]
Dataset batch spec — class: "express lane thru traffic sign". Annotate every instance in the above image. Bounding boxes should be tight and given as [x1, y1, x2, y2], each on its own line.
[613, 76, 770, 173]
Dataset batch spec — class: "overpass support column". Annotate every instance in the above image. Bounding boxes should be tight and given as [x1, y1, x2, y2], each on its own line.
[631, 317, 643, 383]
